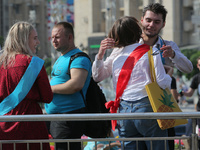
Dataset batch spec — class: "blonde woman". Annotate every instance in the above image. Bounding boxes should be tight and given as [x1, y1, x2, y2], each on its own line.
[0, 21, 53, 150]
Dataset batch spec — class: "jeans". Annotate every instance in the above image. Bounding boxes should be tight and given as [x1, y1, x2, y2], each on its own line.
[118, 97, 169, 150]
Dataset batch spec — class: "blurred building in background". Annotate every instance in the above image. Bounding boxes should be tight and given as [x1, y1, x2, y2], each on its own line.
[74, 0, 200, 100]
[1, 0, 200, 100]
[0, 0, 200, 59]
[0, 0, 74, 59]
[0, 0, 9, 40]
[0, 0, 50, 58]
[74, 0, 200, 60]
[47, 0, 74, 65]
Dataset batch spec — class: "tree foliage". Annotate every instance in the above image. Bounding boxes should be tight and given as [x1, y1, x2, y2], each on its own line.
[177, 49, 200, 80]
[44, 57, 52, 76]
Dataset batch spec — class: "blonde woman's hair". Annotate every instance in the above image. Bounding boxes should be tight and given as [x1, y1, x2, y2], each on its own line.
[0, 21, 35, 68]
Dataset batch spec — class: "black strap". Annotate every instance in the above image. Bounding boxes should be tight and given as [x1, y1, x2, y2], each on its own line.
[67, 52, 91, 77]
[67, 52, 91, 105]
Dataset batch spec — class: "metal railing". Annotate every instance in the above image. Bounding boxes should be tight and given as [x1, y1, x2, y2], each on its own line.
[0, 112, 200, 150]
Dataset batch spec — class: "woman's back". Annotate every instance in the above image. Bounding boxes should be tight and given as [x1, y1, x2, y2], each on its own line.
[112, 44, 171, 102]
[0, 54, 52, 150]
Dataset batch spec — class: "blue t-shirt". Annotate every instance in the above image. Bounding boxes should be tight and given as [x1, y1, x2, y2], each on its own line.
[45, 49, 91, 114]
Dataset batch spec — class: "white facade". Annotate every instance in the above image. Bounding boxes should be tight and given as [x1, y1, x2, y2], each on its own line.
[74, 0, 200, 55]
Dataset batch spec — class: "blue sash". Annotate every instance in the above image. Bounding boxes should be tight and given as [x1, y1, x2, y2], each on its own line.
[0, 56, 44, 115]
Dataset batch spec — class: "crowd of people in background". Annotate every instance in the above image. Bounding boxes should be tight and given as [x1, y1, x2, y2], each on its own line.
[0, 2, 199, 150]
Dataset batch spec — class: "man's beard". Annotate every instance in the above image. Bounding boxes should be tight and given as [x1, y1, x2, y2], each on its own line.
[143, 27, 161, 38]
[56, 45, 68, 53]
[144, 30, 158, 38]
[146, 33, 158, 38]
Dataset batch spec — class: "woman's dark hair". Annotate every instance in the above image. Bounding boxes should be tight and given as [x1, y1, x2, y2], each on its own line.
[142, 3, 168, 22]
[108, 16, 142, 48]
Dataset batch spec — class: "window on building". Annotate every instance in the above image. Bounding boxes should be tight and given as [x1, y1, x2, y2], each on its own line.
[14, 4, 20, 14]
[101, 11, 106, 32]
[101, 0, 106, 33]
[101, 0, 106, 9]
[119, 0, 124, 8]
[139, 0, 143, 6]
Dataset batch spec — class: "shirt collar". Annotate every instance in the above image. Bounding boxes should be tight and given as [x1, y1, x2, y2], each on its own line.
[139, 38, 162, 48]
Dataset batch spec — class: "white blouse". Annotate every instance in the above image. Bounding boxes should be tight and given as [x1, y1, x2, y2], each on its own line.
[92, 38, 193, 83]
[111, 43, 171, 101]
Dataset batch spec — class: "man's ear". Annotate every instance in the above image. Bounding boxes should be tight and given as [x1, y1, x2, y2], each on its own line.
[68, 33, 73, 41]
[162, 21, 166, 28]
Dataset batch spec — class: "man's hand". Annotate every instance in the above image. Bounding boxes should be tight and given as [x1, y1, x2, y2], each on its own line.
[160, 45, 175, 58]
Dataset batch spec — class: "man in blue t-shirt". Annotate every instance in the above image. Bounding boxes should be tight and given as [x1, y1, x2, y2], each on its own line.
[45, 22, 91, 150]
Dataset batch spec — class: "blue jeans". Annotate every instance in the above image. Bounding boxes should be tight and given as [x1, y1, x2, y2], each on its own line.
[118, 97, 169, 150]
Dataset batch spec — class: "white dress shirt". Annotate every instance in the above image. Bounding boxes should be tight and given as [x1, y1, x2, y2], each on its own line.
[92, 38, 193, 83]
[93, 43, 171, 101]
[112, 43, 171, 101]
[139, 38, 193, 73]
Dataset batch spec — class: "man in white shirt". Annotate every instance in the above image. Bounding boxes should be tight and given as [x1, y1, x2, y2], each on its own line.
[140, 3, 192, 73]
[92, 3, 192, 83]
[92, 3, 192, 150]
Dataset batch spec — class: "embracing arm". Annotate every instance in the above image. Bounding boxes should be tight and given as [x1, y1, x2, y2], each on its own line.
[51, 68, 88, 94]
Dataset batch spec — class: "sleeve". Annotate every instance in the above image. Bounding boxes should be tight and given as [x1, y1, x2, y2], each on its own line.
[71, 56, 91, 72]
[154, 48, 172, 89]
[171, 76, 177, 89]
[190, 74, 199, 90]
[165, 41, 193, 73]
[92, 48, 122, 82]
[36, 66, 53, 103]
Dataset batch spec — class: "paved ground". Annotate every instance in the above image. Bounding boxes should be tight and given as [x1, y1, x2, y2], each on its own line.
[179, 103, 195, 112]
[179, 99, 196, 112]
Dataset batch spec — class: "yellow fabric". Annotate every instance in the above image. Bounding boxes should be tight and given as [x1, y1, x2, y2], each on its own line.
[145, 47, 188, 130]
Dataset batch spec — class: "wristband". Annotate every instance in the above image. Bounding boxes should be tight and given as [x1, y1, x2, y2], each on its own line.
[179, 90, 183, 97]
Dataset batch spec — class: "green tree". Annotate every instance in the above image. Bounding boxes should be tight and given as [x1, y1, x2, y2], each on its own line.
[177, 49, 200, 80]
[44, 57, 52, 76]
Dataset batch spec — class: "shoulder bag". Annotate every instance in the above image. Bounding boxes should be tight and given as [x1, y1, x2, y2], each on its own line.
[145, 47, 188, 130]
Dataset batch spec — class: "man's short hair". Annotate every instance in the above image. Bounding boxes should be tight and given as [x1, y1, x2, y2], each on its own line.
[142, 3, 168, 22]
[54, 22, 74, 38]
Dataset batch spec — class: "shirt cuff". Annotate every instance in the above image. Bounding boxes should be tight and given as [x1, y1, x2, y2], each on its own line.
[95, 54, 104, 68]
[170, 50, 179, 61]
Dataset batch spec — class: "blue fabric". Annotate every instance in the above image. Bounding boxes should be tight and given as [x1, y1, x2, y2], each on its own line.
[0, 56, 44, 115]
[159, 38, 165, 64]
[118, 97, 169, 150]
[45, 49, 91, 114]
[84, 137, 120, 150]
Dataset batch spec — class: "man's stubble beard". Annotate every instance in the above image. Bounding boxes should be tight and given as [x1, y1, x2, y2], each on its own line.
[143, 26, 162, 39]
[55, 45, 69, 54]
